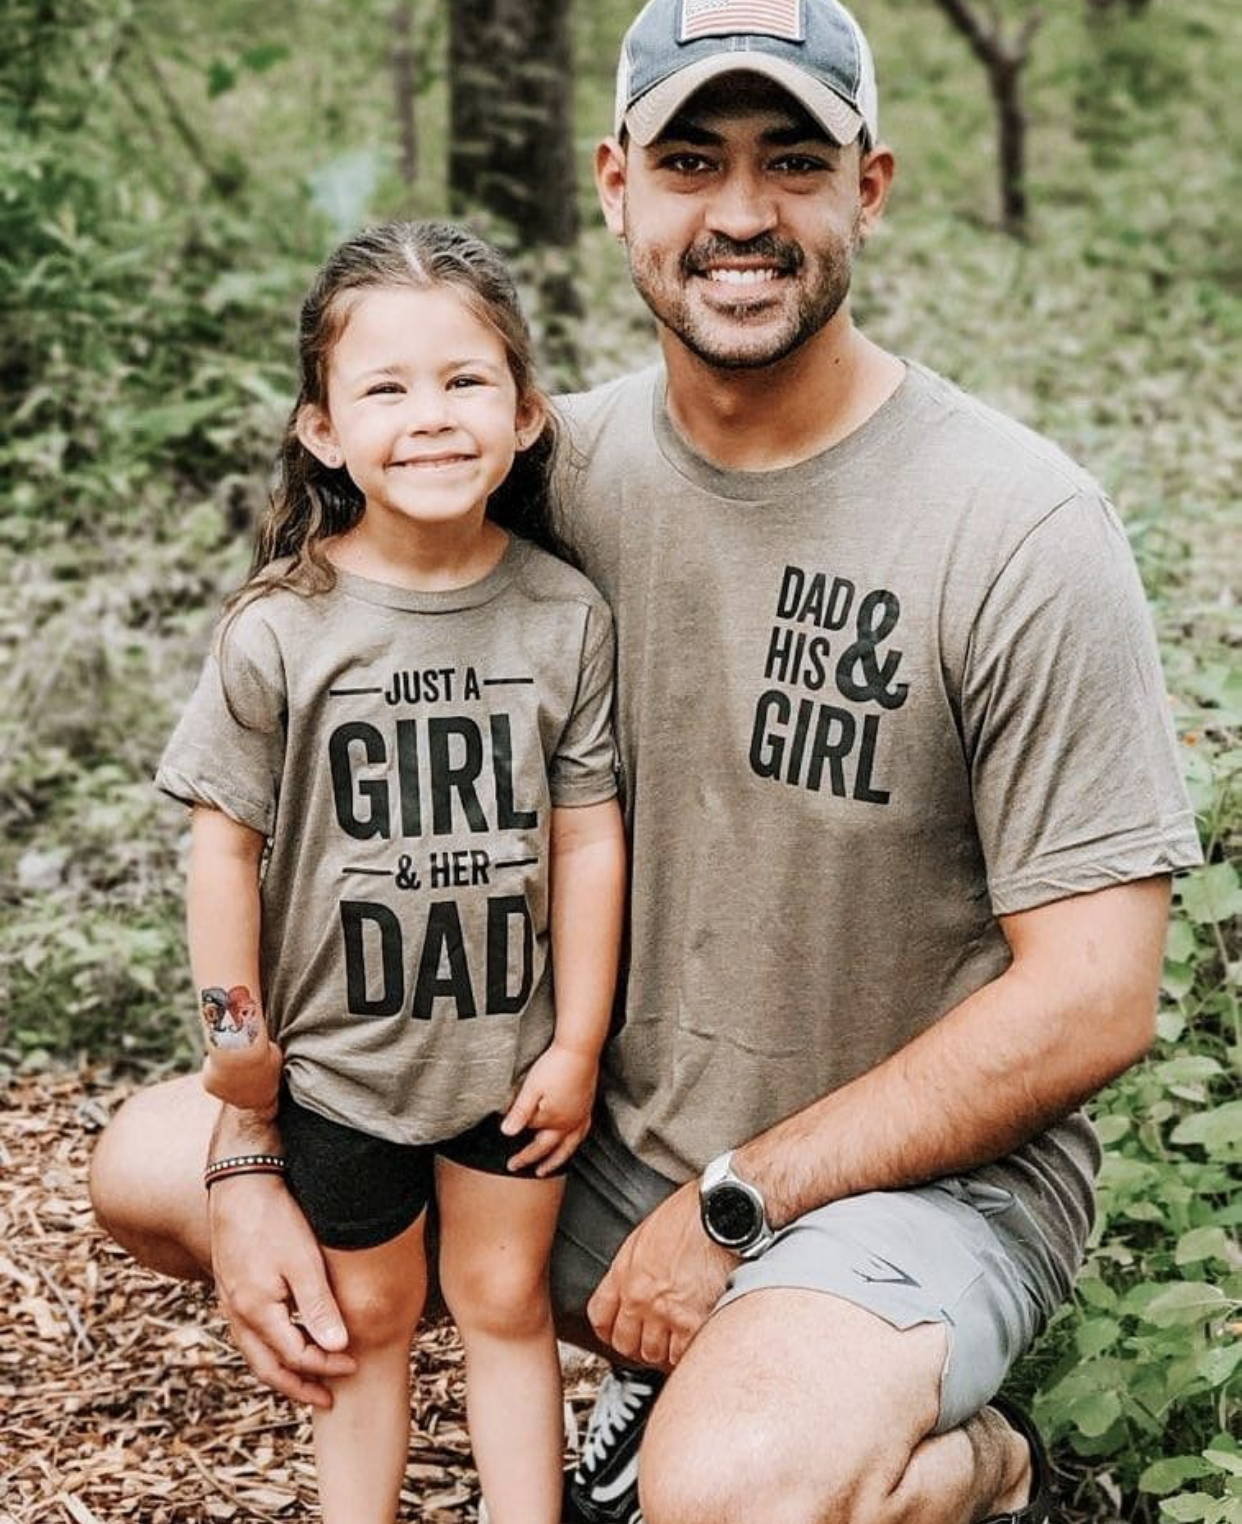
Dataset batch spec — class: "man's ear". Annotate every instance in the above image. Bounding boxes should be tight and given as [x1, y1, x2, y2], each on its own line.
[296, 403, 343, 469]
[595, 136, 628, 240]
[856, 142, 895, 244]
[515, 393, 548, 452]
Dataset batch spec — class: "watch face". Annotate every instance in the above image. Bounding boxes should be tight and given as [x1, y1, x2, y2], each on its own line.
[706, 1182, 761, 1247]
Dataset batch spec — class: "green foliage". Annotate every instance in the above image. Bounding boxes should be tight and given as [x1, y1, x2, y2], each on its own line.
[1017, 720, 1239, 1512]
[0, 2, 1237, 1516]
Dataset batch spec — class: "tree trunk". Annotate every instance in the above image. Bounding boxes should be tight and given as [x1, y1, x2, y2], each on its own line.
[989, 57, 1028, 237]
[447, 0, 578, 249]
[390, 3, 418, 185]
[930, 0, 1040, 238]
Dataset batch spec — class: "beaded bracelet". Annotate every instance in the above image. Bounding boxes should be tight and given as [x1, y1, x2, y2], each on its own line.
[203, 1153, 286, 1190]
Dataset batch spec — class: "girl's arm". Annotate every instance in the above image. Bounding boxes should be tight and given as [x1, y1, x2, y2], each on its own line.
[188, 804, 281, 1117]
[502, 798, 626, 1174]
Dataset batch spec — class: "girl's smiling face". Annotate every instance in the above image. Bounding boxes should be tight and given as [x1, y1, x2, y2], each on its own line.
[298, 284, 542, 539]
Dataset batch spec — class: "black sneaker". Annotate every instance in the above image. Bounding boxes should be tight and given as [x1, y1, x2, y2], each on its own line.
[564, 1366, 665, 1524]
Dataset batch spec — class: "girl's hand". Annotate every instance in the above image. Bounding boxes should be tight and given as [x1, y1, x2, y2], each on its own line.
[501, 1042, 600, 1176]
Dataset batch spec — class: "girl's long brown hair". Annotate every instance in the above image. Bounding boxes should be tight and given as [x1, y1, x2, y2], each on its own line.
[228, 220, 569, 615]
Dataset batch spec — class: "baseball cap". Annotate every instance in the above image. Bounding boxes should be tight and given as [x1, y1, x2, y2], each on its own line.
[615, 0, 878, 148]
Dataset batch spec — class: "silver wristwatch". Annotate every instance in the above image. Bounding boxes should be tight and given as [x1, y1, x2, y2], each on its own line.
[699, 1150, 777, 1260]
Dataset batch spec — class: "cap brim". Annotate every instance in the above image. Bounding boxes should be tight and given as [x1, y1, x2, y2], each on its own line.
[623, 53, 863, 147]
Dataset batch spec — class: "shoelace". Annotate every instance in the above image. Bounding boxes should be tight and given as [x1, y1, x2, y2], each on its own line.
[576, 1372, 653, 1479]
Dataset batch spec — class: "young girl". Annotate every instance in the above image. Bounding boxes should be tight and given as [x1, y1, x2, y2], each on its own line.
[156, 220, 626, 1524]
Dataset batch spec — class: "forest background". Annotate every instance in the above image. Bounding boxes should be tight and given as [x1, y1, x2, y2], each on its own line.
[1, 0, 1238, 1519]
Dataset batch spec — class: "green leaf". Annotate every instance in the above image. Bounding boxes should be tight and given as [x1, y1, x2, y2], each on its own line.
[1196, 1342, 1242, 1387]
[1181, 862, 1242, 925]
[1095, 1114, 1131, 1144]
[241, 44, 289, 72]
[1158, 1009, 1188, 1042]
[1070, 1388, 1123, 1437]
[1076, 1316, 1121, 1357]
[206, 60, 236, 98]
[1142, 1458, 1219, 1496]
[1165, 918, 1198, 962]
[1162, 961, 1197, 1000]
[1078, 1275, 1119, 1311]
[1155, 1056, 1223, 1087]
[1144, 1281, 1229, 1328]
[1160, 1495, 1217, 1522]
[1124, 1201, 1168, 1224]
[1204, 1448, 1242, 1478]
[1172, 1102, 1242, 1153]
[1176, 1226, 1233, 1265]
[129, 397, 228, 450]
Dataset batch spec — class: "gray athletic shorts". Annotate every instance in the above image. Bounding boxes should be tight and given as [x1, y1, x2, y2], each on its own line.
[551, 1112, 1067, 1433]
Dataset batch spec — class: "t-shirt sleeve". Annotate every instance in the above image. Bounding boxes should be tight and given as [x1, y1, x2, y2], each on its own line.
[961, 491, 1202, 914]
[549, 597, 619, 808]
[153, 605, 287, 836]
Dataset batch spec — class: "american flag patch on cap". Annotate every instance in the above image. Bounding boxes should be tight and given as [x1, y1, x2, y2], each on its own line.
[679, 0, 805, 43]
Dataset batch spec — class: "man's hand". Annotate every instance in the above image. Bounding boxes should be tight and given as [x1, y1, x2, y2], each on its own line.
[587, 1181, 737, 1371]
[209, 1171, 356, 1407]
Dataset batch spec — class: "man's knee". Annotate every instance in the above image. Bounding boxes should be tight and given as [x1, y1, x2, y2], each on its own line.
[638, 1386, 890, 1524]
[89, 1088, 152, 1239]
[88, 1076, 215, 1279]
[637, 1292, 945, 1524]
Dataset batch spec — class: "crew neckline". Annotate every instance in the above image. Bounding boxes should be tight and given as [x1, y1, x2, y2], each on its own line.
[651, 360, 926, 502]
[331, 533, 530, 612]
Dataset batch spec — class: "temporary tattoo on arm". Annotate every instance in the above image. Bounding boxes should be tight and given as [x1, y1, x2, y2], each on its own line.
[201, 985, 263, 1050]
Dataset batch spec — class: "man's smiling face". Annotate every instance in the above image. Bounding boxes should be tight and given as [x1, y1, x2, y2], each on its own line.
[608, 75, 867, 370]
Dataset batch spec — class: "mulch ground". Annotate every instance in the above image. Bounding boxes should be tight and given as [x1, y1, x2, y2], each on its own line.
[0, 1069, 604, 1524]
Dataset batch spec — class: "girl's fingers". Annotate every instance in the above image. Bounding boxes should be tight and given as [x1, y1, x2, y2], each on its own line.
[534, 1128, 585, 1176]
[500, 1081, 541, 1136]
[505, 1126, 561, 1172]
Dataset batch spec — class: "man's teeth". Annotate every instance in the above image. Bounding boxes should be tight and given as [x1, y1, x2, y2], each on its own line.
[705, 268, 781, 285]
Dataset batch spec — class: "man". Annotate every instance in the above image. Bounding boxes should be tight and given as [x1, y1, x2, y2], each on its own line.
[90, 1, 1201, 1520]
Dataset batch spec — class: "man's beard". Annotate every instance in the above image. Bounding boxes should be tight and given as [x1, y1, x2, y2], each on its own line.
[625, 223, 859, 370]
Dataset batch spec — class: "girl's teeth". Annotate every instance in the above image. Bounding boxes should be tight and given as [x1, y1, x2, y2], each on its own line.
[706, 268, 779, 285]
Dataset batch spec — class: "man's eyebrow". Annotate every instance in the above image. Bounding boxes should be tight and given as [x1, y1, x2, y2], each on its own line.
[762, 123, 836, 148]
[650, 121, 725, 147]
[648, 119, 837, 149]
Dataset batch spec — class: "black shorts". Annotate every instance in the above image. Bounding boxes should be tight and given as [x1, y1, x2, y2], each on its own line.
[279, 1087, 561, 1250]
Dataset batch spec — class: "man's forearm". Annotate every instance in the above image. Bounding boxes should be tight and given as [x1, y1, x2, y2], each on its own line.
[734, 878, 1170, 1225]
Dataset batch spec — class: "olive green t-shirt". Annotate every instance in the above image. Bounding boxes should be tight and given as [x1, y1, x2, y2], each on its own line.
[556, 361, 1201, 1295]
[156, 537, 617, 1143]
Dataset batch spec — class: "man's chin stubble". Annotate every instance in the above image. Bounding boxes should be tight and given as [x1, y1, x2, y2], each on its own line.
[662, 307, 818, 371]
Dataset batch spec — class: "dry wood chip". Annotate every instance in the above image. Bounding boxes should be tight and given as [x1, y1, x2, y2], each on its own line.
[0, 1252, 38, 1291]
[6, 1066, 609, 1524]
[18, 1294, 63, 1340]
[57, 1496, 103, 1524]
[235, 1486, 299, 1510]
